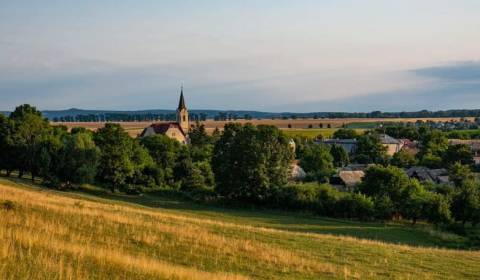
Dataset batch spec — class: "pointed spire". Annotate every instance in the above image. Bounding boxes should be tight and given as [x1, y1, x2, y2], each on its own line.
[177, 85, 186, 110]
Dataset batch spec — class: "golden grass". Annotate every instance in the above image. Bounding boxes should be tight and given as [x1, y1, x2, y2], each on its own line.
[1, 180, 480, 279]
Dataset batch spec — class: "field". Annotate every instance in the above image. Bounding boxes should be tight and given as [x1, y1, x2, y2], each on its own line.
[1, 177, 480, 279]
[53, 117, 474, 137]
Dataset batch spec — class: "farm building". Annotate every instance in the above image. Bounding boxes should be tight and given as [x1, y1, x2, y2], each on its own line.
[331, 170, 365, 190]
[406, 167, 450, 184]
[378, 134, 404, 156]
[140, 88, 189, 144]
[321, 139, 358, 154]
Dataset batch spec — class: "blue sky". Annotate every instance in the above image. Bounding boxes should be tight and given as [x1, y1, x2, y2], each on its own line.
[1, 0, 480, 112]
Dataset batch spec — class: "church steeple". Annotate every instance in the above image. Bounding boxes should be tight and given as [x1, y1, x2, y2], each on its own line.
[176, 86, 189, 133]
[178, 86, 186, 110]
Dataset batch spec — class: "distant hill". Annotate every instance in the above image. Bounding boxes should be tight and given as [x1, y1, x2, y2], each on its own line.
[3, 108, 480, 120]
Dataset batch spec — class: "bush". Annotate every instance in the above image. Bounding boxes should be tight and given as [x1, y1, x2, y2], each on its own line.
[335, 193, 374, 220]
[271, 183, 321, 211]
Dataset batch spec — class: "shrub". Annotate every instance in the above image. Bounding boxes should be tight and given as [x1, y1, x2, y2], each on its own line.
[335, 193, 374, 220]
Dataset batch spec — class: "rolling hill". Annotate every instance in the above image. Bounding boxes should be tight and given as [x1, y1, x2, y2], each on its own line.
[1, 177, 479, 279]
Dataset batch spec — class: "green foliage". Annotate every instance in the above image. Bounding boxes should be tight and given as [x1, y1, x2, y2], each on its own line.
[141, 134, 182, 184]
[94, 124, 135, 190]
[359, 166, 410, 220]
[9, 104, 50, 180]
[212, 123, 293, 203]
[452, 180, 480, 226]
[188, 121, 213, 147]
[300, 144, 334, 183]
[330, 144, 349, 167]
[390, 150, 417, 168]
[443, 144, 474, 166]
[418, 129, 449, 168]
[448, 163, 475, 187]
[355, 133, 388, 164]
[332, 128, 359, 139]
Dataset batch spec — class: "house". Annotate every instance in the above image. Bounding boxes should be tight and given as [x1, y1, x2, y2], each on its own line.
[378, 134, 404, 156]
[406, 167, 450, 184]
[140, 87, 189, 144]
[331, 170, 365, 190]
[321, 139, 358, 154]
[449, 139, 480, 165]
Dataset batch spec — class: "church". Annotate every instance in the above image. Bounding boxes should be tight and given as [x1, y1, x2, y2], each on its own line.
[140, 88, 189, 144]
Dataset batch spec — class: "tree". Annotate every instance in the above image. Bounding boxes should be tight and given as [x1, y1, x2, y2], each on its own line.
[0, 115, 15, 175]
[418, 129, 448, 167]
[451, 179, 480, 226]
[330, 144, 349, 167]
[60, 132, 100, 184]
[400, 180, 429, 225]
[448, 162, 475, 187]
[141, 134, 182, 184]
[10, 104, 49, 181]
[443, 144, 474, 166]
[390, 150, 417, 168]
[359, 166, 410, 219]
[355, 133, 388, 164]
[188, 121, 212, 147]
[94, 124, 135, 190]
[212, 124, 293, 203]
[300, 144, 334, 183]
[424, 193, 452, 226]
[332, 128, 359, 139]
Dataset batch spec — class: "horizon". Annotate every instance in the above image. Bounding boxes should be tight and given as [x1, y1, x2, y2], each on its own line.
[1, 1, 480, 112]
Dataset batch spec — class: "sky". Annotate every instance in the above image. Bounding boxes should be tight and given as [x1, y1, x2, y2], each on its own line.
[1, 0, 480, 112]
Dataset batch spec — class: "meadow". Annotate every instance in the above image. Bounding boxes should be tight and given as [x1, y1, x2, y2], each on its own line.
[1, 177, 480, 279]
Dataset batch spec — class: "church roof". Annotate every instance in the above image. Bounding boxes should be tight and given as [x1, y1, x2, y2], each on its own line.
[141, 122, 186, 137]
[178, 87, 187, 110]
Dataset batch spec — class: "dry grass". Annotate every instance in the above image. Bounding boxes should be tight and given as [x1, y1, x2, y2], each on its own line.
[1, 180, 480, 279]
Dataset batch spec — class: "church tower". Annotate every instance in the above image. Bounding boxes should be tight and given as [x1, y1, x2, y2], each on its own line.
[176, 86, 189, 133]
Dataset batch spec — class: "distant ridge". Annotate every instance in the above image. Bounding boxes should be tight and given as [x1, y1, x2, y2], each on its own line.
[2, 108, 480, 120]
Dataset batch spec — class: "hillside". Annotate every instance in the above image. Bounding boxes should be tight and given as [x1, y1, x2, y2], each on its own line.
[1, 178, 480, 279]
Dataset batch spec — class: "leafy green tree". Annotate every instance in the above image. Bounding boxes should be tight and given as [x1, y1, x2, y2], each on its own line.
[94, 124, 135, 190]
[418, 129, 448, 168]
[424, 193, 452, 226]
[0, 115, 15, 175]
[300, 144, 334, 183]
[390, 150, 417, 168]
[10, 104, 49, 181]
[141, 134, 182, 184]
[332, 128, 359, 139]
[448, 163, 475, 187]
[212, 124, 293, 203]
[443, 144, 474, 167]
[60, 132, 100, 184]
[355, 133, 388, 164]
[451, 179, 480, 226]
[188, 121, 212, 147]
[359, 166, 410, 219]
[330, 144, 349, 167]
[400, 180, 429, 225]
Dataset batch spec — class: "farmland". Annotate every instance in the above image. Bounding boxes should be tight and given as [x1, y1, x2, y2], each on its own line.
[1, 177, 480, 280]
[53, 117, 474, 138]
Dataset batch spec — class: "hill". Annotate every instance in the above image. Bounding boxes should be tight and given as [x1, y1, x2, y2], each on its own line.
[1, 178, 479, 279]
[4, 107, 480, 121]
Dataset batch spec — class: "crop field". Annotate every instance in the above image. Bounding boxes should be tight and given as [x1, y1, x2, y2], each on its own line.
[1, 177, 480, 279]
[53, 117, 473, 137]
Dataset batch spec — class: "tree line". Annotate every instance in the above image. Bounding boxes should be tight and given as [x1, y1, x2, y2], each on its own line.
[1, 105, 479, 231]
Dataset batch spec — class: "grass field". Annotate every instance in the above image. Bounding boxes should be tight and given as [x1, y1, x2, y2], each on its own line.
[1, 177, 480, 279]
[53, 117, 474, 137]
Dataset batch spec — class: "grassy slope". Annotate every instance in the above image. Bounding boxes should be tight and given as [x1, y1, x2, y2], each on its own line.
[1, 178, 480, 280]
